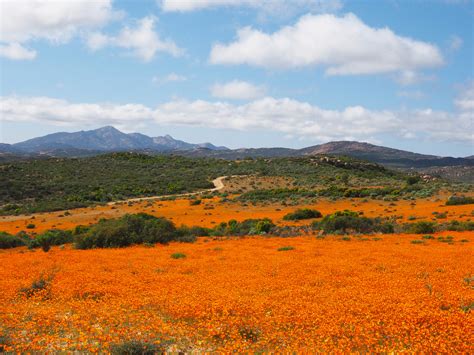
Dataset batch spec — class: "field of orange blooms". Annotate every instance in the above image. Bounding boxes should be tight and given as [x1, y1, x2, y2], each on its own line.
[1, 230, 473, 352]
[1, 192, 473, 235]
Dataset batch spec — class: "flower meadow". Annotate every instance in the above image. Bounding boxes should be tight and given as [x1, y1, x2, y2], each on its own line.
[0, 233, 472, 352]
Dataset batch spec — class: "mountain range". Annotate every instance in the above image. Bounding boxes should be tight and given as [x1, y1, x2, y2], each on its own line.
[1, 127, 473, 179]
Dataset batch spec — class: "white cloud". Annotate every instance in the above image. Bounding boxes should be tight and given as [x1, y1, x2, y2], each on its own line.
[448, 35, 463, 51]
[152, 72, 188, 85]
[397, 90, 425, 100]
[210, 13, 443, 79]
[86, 16, 182, 61]
[0, 0, 118, 60]
[2, 95, 471, 143]
[394, 70, 435, 86]
[210, 80, 266, 100]
[455, 81, 474, 111]
[160, 0, 342, 15]
[0, 42, 36, 60]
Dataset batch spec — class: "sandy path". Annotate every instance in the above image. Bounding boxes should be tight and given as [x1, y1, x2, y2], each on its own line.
[107, 176, 229, 205]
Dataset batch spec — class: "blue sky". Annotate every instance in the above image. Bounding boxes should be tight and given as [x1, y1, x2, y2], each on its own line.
[0, 0, 473, 156]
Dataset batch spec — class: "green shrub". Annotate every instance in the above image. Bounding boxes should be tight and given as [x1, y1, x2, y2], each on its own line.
[0, 231, 27, 249]
[406, 221, 436, 234]
[313, 210, 394, 234]
[211, 218, 275, 236]
[189, 199, 202, 206]
[171, 252, 186, 259]
[74, 213, 178, 249]
[29, 229, 73, 249]
[446, 220, 474, 231]
[283, 208, 322, 221]
[446, 195, 474, 206]
[277, 246, 295, 251]
[26, 223, 35, 229]
[411, 240, 425, 244]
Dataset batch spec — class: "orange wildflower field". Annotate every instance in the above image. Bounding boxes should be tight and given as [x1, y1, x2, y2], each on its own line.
[0, 228, 473, 352]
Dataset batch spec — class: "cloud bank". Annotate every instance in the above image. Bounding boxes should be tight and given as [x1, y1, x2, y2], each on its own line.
[2, 95, 471, 143]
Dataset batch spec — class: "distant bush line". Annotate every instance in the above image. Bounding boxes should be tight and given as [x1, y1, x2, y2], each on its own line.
[446, 195, 474, 206]
[1, 212, 472, 250]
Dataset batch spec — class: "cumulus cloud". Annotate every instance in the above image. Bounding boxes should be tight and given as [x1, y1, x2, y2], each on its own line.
[160, 0, 342, 15]
[1, 95, 471, 143]
[210, 80, 266, 100]
[0, 0, 117, 60]
[210, 13, 443, 78]
[0, 42, 36, 60]
[455, 81, 474, 111]
[86, 16, 182, 61]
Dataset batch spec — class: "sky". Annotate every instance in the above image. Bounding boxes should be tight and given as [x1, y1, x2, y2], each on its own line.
[0, 0, 473, 157]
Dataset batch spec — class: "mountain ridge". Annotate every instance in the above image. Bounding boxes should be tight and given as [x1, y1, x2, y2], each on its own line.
[2, 127, 473, 173]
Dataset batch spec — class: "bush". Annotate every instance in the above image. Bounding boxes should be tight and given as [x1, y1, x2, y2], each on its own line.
[313, 210, 394, 234]
[29, 229, 73, 249]
[189, 199, 202, 206]
[283, 208, 322, 221]
[445, 220, 474, 231]
[171, 252, 186, 259]
[26, 223, 35, 229]
[0, 231, 27, 249]
[211, 218, 275, 236]
[446, 195, 474, 206]
[74, 213, 179, 249]
[406, 221, 436, 234]
[277, 246, 295, 251]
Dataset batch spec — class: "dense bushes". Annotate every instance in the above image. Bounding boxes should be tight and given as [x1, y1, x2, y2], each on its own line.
[313, 210, 394, 234]
[283, 209, 322, 221]
[405, 221, 436, 234]
[446, 195, 474, 206]
[29, 230, 73, 249]
[211, 219, 275, 236]
[0, 153, 405, 214]
[0, 232, 27, 249]
[74, 213, 183, 249]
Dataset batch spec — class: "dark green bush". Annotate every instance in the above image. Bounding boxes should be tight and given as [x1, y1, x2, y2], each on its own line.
[313, 210, 394, 234]
[445, 220, 474, 231]
[0, 231, 27, 249]
[211, 218, 275, 236]
[74, 213, 178, 249]
[283, 208, 322, 221]
[446, 195, 474, 206]
[29, 229, 73, 249]
[406, 221, 436, 234]
[189, 199, 202, 206]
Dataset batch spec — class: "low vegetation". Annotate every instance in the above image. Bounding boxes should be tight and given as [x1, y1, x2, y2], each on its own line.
[312, 210, 394, 235]
[283, 208, 322, 221]
[446, 195, 474, 206]
[1, 153, 416, 215]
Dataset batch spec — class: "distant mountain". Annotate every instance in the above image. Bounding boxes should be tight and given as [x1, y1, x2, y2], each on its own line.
[153, 134, 227, 151]
[300, 141, 437, 160]
[2, 128, 472, 176]
[11, 126, 229, 154]
[299, 141, 473, 168]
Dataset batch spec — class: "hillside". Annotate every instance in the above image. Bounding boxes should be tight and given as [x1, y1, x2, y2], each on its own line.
[0, 153, 408, 214]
